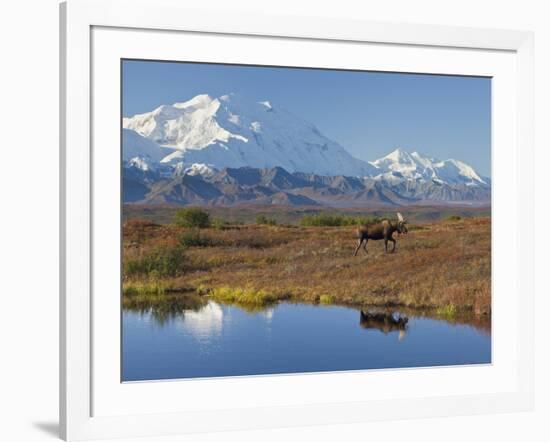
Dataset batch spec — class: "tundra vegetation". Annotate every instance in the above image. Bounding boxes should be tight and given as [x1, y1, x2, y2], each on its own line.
[300, 214, 381, 227]
[256, 214, 277, 226]
[122, 206, 491, 327]
[173, 207, 211, 228]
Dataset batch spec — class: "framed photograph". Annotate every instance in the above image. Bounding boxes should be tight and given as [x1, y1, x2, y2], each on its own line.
[60, 0, 534, 440]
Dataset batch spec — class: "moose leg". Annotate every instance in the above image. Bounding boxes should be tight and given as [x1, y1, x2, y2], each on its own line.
[354, 238, 364, 256]
[390, 238, 396, 253]
[363, 238, 368, 255]
[384, 239, 388, 253]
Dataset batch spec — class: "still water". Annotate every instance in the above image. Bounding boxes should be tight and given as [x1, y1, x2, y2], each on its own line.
[122, 299, 491, 382]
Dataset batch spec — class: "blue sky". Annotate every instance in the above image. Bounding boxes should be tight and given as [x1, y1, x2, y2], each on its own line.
[123, 60, 491, 177]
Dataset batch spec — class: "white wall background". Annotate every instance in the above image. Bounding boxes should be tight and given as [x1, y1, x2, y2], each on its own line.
[0, 1, 547, 441]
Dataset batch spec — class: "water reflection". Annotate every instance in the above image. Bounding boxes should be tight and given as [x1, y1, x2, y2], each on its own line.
[359, 310, 408, 341]
[178, 302, 224, 338]
[122, 293, 488, 338]
[122, 297, 492, 381]
[261, 308, 275, 322]
[122, 293, 207, 326]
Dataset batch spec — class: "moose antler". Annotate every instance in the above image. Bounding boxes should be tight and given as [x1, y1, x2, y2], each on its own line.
[397, 212, 405, 223]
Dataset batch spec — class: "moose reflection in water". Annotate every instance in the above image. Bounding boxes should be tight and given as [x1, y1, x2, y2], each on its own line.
[359, 310, 409, 341]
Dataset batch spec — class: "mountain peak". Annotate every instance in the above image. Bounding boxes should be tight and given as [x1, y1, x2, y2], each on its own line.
[173, 94, 216, 109]
[390, 147, 406, 155]
[371, 148, 488, 187]
[123, 93, 377, 177]
[386, 148, 413, 162]
[371, 148, 414, 169]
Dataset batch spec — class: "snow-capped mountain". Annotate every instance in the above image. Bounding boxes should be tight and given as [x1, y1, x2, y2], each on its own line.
[122, 128, 165, 163]
[123, 93, 378, 177]
[173, 162, 218, 178]
[370, 148, 489, 187]
[122, 93, 490, 206]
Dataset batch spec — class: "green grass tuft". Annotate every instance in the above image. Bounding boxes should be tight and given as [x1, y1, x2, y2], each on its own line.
[123, 280, 173, 296]
[319, 294, 334, 305]
[208, 286, 278, 306]
[436, 304, 458, 319]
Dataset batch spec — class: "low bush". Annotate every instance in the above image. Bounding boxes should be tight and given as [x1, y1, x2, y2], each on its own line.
[300, 214, 381, 227]
[178, 230, 213, 248]
[173, 207, 211, 228]
[211, 217, 228, 230]
[124, 245, 187, 278]
[447, 215, 462, 221]
[256, 214, 277, 226]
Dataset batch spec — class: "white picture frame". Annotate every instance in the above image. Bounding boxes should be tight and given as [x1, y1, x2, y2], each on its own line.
[60, 0, 534, 440]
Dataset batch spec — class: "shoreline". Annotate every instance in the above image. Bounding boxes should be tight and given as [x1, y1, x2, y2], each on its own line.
[122, 290, 491, 333]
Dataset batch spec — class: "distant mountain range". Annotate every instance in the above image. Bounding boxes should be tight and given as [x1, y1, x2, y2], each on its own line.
[122, 93, 490, 207]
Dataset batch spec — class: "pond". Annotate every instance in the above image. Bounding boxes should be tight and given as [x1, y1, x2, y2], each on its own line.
[122, 299, 491, 382]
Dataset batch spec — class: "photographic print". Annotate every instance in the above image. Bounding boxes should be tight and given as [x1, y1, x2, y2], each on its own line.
[121, 60, 491, 382]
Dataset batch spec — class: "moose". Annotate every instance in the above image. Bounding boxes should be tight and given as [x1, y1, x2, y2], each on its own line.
[353, 212, 408, 256]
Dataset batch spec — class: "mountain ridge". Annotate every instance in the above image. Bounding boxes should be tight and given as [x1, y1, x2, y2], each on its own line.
[123, 164, 490, 207]
[122, 93, 490, 206]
